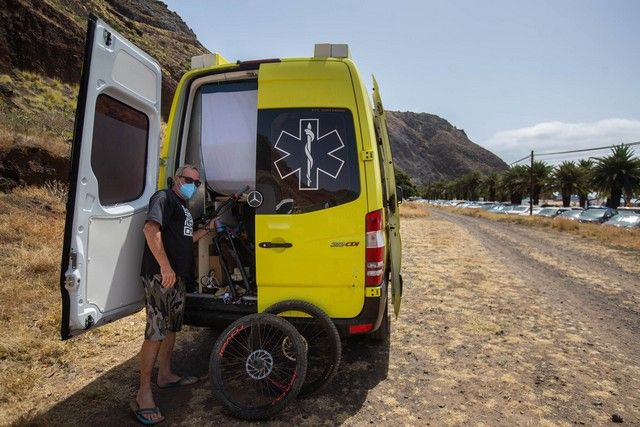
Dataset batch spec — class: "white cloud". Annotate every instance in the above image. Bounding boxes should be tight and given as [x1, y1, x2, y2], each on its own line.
[482, 118, 640, 164]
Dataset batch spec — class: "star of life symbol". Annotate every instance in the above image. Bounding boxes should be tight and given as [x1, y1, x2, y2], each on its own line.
[273, 119, 345, 190]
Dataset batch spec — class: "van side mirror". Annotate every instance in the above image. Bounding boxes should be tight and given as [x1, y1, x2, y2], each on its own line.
[396, 185, 404, 205]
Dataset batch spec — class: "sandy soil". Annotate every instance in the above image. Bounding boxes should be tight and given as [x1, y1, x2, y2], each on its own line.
[18, 208, 640, 426]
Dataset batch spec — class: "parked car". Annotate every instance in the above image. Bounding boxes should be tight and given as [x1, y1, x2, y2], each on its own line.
[578, 208, 618, 224]
[603, 211, 640, 228]
[507, 205, 530, 215]
[530, 207, 543, 215]
[535, 207, 571, 218]
[556, 209, 583, 221]
[488, 204, 510, 214]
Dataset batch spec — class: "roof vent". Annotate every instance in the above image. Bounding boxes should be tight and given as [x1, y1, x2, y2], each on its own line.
[191, 53, 230, 69]
[314, 44, 350, 58]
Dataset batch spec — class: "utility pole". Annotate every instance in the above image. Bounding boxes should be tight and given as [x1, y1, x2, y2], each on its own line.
[529, 150, 534, 215]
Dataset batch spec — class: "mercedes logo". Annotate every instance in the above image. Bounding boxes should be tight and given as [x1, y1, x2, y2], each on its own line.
[247, 190, 263, 208]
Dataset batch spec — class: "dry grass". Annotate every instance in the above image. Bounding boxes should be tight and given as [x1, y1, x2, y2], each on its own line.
[399, 202, 430, 218]
[0, 185, 144, 424]
[0, 70, 77, 141]
[441, 207, 640, 251]
[0, 122, 69, 158]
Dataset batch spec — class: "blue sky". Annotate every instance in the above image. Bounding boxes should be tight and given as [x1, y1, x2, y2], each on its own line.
[163, 0, 640, 164]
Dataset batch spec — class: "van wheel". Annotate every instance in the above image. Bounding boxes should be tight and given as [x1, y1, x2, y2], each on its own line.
[264, 300, 341, 398]
[210, 313, 307, 420]
[369, 301, 390, 342]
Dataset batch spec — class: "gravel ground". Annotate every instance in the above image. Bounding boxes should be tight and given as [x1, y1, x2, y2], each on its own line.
[24, 208, 640, 426]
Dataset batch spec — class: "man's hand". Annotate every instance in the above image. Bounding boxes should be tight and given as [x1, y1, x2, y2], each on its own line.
[160, 263, 177, 288]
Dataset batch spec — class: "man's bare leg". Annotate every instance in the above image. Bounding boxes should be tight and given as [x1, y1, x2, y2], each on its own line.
[157, 331, 181, 386]
[136, 339, 163, 422]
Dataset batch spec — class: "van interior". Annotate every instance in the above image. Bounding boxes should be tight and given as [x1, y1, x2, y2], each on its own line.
[181, 71, 259, 308]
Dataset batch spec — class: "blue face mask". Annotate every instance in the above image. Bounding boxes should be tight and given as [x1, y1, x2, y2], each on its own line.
[179, 183, 197, 200]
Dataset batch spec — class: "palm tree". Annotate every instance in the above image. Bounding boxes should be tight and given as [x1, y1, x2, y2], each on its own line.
[591, 144, 640, 208]
[527, 160, 553, 205]
[553, 161, 582, 207]
[431, 179, 449, 199]
[479, 172, 499, 202]
[500, 165, 529, 205]
[577, 159, 593, 207]
[458, 172, 482, 201]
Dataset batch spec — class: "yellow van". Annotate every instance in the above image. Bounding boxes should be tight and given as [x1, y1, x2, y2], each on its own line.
[60, 15, 402, 342]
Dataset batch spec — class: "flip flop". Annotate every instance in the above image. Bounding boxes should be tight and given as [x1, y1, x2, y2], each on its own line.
[130, 400, 165, 425]
[157, 375, 199, 389]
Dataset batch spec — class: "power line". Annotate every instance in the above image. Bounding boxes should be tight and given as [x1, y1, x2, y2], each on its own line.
[508, 140, 640, 165]
[536, 140, 640, 157]
[509, 154, 530, 166]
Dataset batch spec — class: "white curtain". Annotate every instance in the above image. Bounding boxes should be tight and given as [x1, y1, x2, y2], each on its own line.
[201, 90, 257, 194]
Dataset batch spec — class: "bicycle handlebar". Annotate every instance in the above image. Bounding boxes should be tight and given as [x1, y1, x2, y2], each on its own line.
[212, 185, 251, 217]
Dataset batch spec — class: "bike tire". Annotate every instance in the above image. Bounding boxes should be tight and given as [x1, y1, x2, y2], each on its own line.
[265, 300, 341, 398]
[210, 313, 307, 420]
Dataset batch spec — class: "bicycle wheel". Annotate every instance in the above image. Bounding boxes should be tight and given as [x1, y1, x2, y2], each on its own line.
[210, 313, 307, 420]
[265, 300, 341, 398]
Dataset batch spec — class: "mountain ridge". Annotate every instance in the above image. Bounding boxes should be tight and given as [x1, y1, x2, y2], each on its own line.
[387, 111, 508, 185]
[0, 0, 508, 189]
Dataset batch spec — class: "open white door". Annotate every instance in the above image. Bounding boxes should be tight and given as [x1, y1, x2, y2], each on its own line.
[60, 15, 161, 339]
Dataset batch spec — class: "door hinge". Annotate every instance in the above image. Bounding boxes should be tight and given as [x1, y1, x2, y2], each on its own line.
[362, 150, 374, 161]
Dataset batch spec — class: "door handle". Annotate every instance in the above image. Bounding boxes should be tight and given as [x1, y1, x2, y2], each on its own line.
[258, 242, 293, 249]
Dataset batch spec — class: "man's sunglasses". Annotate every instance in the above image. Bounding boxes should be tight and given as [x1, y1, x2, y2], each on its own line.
[179, 175, 202, 187]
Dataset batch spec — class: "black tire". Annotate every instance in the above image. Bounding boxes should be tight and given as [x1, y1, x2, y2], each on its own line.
[210, 313, 307, 420]
[265, 300, 341, 398]
[369, 300, 390, 342]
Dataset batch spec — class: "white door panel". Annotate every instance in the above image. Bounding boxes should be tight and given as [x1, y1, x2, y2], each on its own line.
[86, 212, 147, 315]
[60, 15, 161, 339]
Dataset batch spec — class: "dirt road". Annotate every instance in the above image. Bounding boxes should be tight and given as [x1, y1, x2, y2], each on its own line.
[27, 207, 640, 426]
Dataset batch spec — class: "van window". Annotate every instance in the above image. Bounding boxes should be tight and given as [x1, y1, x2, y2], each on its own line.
[90, 95, 149, 205]
[256, 108, 359, 214]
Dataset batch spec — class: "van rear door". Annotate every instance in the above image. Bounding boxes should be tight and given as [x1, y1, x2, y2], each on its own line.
[60, 15, 161, 339]
[372, 77, 402, 317]
[254, 61, 368, 318]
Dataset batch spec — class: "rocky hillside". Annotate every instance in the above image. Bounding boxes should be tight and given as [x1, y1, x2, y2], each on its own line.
[0, 0, 507, 190]
[0, 0, 207, 119]
[387, 111, 508, 184]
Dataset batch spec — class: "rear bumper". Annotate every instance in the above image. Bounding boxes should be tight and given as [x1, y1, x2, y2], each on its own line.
[183, 283, 388, 338]
[183, 294, 256, 328]
[332, 283, 387, 337]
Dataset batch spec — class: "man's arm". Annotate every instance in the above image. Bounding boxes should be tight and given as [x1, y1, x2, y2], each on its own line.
[143, 220, 176, 288]
[192, 219, 216, 243]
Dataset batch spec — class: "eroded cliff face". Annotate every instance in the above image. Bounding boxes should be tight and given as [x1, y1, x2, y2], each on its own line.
[387, 111, 508, 184]
[0, 0, 207, 118]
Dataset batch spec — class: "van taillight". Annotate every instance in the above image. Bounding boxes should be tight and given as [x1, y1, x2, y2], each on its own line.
[365, 209, 384, 286]
[349, 323, 374, 334]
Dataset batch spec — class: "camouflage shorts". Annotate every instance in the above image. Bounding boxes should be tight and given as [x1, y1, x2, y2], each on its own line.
[141, 274, 186, 341]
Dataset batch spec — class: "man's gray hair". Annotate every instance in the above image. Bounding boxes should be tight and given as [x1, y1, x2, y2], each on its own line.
[174, 164, 199, 177]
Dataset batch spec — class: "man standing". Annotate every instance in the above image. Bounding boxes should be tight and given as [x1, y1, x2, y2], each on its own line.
[132, 164, 212, 425]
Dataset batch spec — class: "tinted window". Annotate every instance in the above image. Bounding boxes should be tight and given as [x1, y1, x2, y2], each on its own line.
[256, 108, 359, 214]
[90, 95, 149, 205]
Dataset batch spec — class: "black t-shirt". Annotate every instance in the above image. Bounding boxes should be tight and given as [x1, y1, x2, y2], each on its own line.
[141, 189, 194, 280]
